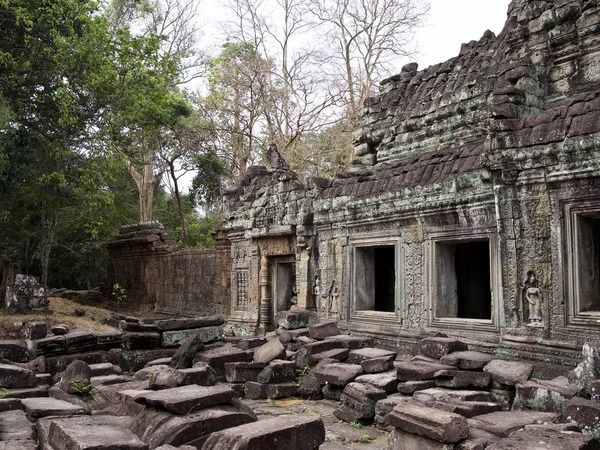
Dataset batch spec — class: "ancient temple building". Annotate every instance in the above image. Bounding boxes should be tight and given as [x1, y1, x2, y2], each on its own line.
[216, 0, 600, 361]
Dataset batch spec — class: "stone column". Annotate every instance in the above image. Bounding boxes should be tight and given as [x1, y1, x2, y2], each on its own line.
[258, 255, 272, 333]
[296, 247, 313, 310]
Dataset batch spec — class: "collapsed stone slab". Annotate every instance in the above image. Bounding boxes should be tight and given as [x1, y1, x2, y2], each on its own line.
[252, 339, 285, 364]
[417, 337, 468, 359]
[440, 351, 495, 370]
[313, 363, 363, 387]
[243, 381, 297, 399]
[48, 418, 148, 450]
[486, 425, 600, 449]
[467, 410, 561, 438]
[483, 360, 533, 386]
[512, 377, 582, 413]
[154, 316, 225, 332]
[0, 363, 36, 388]
[134, 385, 236, 415]
[21, 397, 86, 420]
[161, 326, 222, 348]
[195, 346, 251, 377]
[337, 382, 387, 420]
[201, 414, 325, 450]
[347, 347, 396, 365]
[0, 340, 30, 363]
[276, 310, 318, 330]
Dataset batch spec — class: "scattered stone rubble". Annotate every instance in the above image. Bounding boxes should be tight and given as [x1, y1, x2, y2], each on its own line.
[1, 315, 600, 449]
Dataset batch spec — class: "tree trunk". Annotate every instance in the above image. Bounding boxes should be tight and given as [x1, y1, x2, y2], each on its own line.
[40, 207, 58, 287]
[125, 154, 155, 223]
[167, 159, 187, 246]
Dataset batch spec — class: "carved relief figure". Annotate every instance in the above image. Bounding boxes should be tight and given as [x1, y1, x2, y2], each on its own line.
[327, 280, 340, 318]
[265, 143, 291, 171]
[522, 270, 543, 327]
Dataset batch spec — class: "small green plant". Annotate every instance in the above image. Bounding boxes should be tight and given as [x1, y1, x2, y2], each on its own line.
[300, 364, 310, 378]
[359, 434, 371, 443]
[262, 410, 271, 415]
[70, 380, 95, 395]
[112, 283, 126, 304]
[0, 388, 8, 399]
[91, 331, 100, 336]
[146, 371, 154, 379]
[350, 422, 362, 429]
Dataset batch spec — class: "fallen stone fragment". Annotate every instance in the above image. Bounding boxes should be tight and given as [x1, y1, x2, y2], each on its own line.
[375, 395, 420, 427]
[467, 410, 560, 438]
[0, 410, 35, 441]
[195, 346, 251, 377]
[224, 362, 266, 383]
[256, 359, 296, 383]
[296, 358, 337, 399]
[457, 428, 500, 450]
[134, 364, 171, 381]
[179, 364, 217, 386]
[311, 348, 349, 363]
[119, 320, 159, 333]
[48, 419, 148, 450]
[134, 384, 236, 415]
[122, 331, 161, 350]
[431, 400, 502, 418]
[51, 324, 70, 335]
[418, 337, 468, 359]
[64, 329, 98, 354]
[201, 414, 325, 450]
[96, 329, 123, 350]
[154, 316, 225, 332]
[23, 321, 47, 340]
[170, 335, 205, 370]
[313, 363, 363, 387]
[276, 311, 318, 330]
[149, 366, 191, 389]
[355, 372, 398, 393]
[399, 380, 437, 395]
[440, 350, 495, 370]
[0, 340, 30, 363]
[21, 397, 86, 420]
[396, 361, 456, 381]
[309, 321, 340, 340]
[236, 338, 266, 350]
[340, 382, 387, 419]
[513, 377, 582, 413]
[386, 403, 469, 443]
[347, 347, 397, 365]
[485, 426, 599, 449]
[58, 360, 92, 395]
[243, 381, 297, 399]
[301, 339, 343, 355]
[91, 374, 135, 387]
[434, 369, 491, 389]
[28, 335, 66, 356]
[361, 355, 395, 373]
[388, 427, 460, 450]
[0, 363, 36, 388]
[89, 362, 121, 376]
[252, 339, 286, 364]
[324, 334, 373, 349]
[483, 359, 533, 385]
[563, 397, 600, 431]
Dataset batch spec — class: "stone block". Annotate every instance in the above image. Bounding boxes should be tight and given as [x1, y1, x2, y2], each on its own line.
[276, 310, 318, 330]
[202, 414, 325, 450]
[333, 404, 365, 424]
[457, 428, 500, 450]
[96, 330, 123, 350]
[170, 334, 205, 369]
[48, 419, 148, 450]
[64, 329, 98, 354]
[252, 339, 286, 364]
[301, 339, 343, 355]
[417, 337, 468, 359]
[135, 385, 236, 415]
[324, 335, 373, 349]
[5, 274, 47, 314]
[0, 363, 36, 388]
[149, 367, 190, 389]
[236, 338, 266, 350]
[309, 321, 340, 340]
[57, 360, 92, 394]
[122, 331, 161, 350]
[89, 363, 121, 376]
[23, 321, 47, 340]
[440, 351, 495, 370]
[467, 411, 561, 438]
[154, 316, 225, 331]
[563, 397, 600, 431]
[322, 384, 344, 401]
[374, 395, 419, 426]
[513, 377, 582, 413]
[243, 381, 297, 399]
[386, 403, 469, 444]
[119, 320, 159, 332]
[347, 347, 396, 365]
[356, 372, 398, 393]
[287, 328, 310, 340]
[431, 400, 502, 418]
[195, 346, 251, 377]
[485, 426, 599, 449]
[51, 324, 69, 335]
[396, 361, 456, 381]
[388, 427, 456, 450]
[224, 362, 266, 383]
[179, 364, 217, 386]
[90, 374, 134, 386]
[21, 397, 86, 420]
[0, 410, 35, 441]
[434, 370, 491, 389]
[361, 355, 395, 373]
[340, 382, 387, 419]
[29, 335, 66, 356]
[414, 388, 496, 404]
[0, 340, 30, 363]
[399, 380, 437, 395]
[257, 360, 296, 383]
[311, 348, 349, 363]
[160, 326, 222, 348]
[314, 363, 363, 387]
[483, 360, 533, 386]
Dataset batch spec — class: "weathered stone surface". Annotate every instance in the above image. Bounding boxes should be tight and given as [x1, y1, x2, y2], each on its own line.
[324, 335, 373, 349]
[90, 374, 134, 386]
[135, 384, 236, 414]
[414, 388, 496, 404]
[374, 395, 419, 426]
[21, 397, 85, 419]
[333, 404, 366, 424]
[23, 321, 47, 340]
[252, 339, 286, 364]
[0, 398, 22, 412]
[179, 364, 217, 386]
[440, 351, 495, 370]
[58, 360, 92, 395]
[301, 339, 343, 355]
[399, 380, 437, 395]
[133, 401, 256, 448]
[340, 382, 387, 419]
[119, 320, 159, 333]
[0, 340, 29, 363]
[309, 321, 340, 340]
[236, 338, 266, 350]
[485, 426, 599, 450]
[64, 329, 98, 353]
[322, 384, 344, 401]
[170, 334, 205, 370]
[418, 338, 468, 359]
[51, 324, 70, 335]
[96, 329, 123, 349]
[243, 381, 297, 399]
[347, 347, 396, 365]
[434, 370, 491, 389]
[355, 372, 398, 393]
[256, 359, 296, 383]
[564, 397, 600, 431]
[122, 331, 161, 350]
[457, 428, 500, 450]
[311, 348, 349, 363]
[89, 362, 121, 376]
[513, 377, 582, 413]
[195, 346, 251, 377]
[0, 363, 36, 388]
[202, 414, 325, 450]
[361, 355, 395, 373]
[154, 316, 225, 332]
[5, 274, 47, 313]
[431, 400, 502, 419]
[388, 427, 457, 450]
[224, 362, 266, 383]
[386, 403, 469, 444]
[0, 410, 35, 441]
[28, 335, 66, 356]
[467, 411, 561, 438]
[48, 419, 148, 450]
[161, 326, 222, 348]
[396, 361, 456, 381]
[314, 363, 363, 387]
[276, 310, 318, 330]
[149, 367, 190, 389]
[483, 360, 533, 386]
[296, 358, 337, 399]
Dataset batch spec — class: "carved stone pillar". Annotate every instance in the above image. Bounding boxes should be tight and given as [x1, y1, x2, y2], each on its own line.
[258, 255, 271, 333]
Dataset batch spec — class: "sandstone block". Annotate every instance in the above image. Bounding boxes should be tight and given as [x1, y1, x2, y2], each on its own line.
[21, 397, 85, 420]
[119, 320, 159, 332]
[0, 363, 36, 388]
[324, 335, 373, 349]
[418, 337, 468, 359]
[396, 361, 456, 381]
[483, 360, 533, 386]
[23, 321, 47, 340]
[135, 385, 236, 415]
[356, 372, 398, 393]
[311, 348, 349, 363]
[513, 377, 582, 413]
[388, 427, 458, 450]
[0, 340, 30, 363]
[122, 331, 161, 350]
[170, 334, 205, 369]
[161, 326, 222, 348]
[485, 426, 599, 449]
[467, 411, 560, 438]
[434, 369, 491, 389]
[440, 351, 495, 370]
[195, 346, 251, 377]
[179, 364, 217, 386]
[243, 381, 297, 399]
[57, 360, 92, 395]
[309, 321, 340, 340]
[276, 310, 318, 330]
[347, 347, 396, 365]
[224, 362, 266, 383]
[340, 382, 387, 419]
[361, 355, 395, 373]
[48, 419, 148, 450]
[563, 397, 600, 431]
[257, 359, 296, 384]
[149, 367, 190, 389]
[236, 338, 266, 350]
[314, 363, 363, 387]
[252, 339, 286, 364]
[399, 380, 437, 395]
[154, 316, 224, 331]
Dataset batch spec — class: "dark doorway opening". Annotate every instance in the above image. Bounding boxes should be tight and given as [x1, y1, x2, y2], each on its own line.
[577, 215, 600, 312]
[374, 247, 396, 312]
[354, 245, 396, 313]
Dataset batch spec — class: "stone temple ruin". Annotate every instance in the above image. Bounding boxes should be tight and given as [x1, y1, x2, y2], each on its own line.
[0, 0, 580, 449]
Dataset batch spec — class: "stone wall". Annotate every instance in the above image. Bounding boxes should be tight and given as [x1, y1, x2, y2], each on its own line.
[107, 223, 230, 317]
